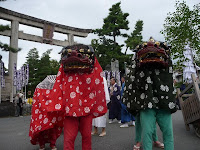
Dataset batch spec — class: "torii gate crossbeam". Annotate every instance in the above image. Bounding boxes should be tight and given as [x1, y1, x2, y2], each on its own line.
[0, 7, 92, 102]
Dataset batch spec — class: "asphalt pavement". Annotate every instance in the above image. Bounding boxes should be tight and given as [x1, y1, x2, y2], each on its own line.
[0, 110, 199, 150]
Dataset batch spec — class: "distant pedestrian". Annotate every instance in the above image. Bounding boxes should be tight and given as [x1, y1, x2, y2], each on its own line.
[14, 94, 20, 116]
[18, 92, 24, 117]
[108, 77, 121, 123]
[120, 76, 135, 128]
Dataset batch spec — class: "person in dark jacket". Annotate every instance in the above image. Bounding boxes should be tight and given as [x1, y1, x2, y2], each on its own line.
[16, 92, 23, 116]
[120, 76, 135, 128]
[108, 77, 121, 123]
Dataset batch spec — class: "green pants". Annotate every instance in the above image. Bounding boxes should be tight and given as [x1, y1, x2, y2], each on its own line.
[140, 109, 174, 150]
[135, 114, 158, 142]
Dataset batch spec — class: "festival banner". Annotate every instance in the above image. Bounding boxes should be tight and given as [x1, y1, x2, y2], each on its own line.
[103, 71, 106, 78]
[26, 64, 29, 85]
[116, 71, 121, 86]
[1, 62, 5, 87]
[112, 71, 116, 79]
[14, 64, 29, 91]
[21, 66, 25, 87]
[107, 71, 111, 87]
[17, 69, 22, 91]
[13, 63, 17, 86]
[103, 71, 121, 87]
[16, 70, 19, 91]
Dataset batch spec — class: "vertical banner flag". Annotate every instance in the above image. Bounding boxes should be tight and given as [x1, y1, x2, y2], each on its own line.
[21, 66, 25, 87]
[16, 70, 19, 91]
[0, 62, 2, 87]
[15, 64, 29, 91]
[1, 62, 5, 87]
[26, 64, 29, 85]
[107, 71, 111, 87]
[116, 71, 121, 86]
[16, 70, 18, 91]
[17, 69, 22, 91]
[13, 63, 17, 86]
[103, 71, 106, 78]
[103, 71, 121, 87]
[112, 71, 116, 79]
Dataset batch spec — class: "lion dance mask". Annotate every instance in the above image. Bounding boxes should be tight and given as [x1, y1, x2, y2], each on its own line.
[135, 37, 170, 68]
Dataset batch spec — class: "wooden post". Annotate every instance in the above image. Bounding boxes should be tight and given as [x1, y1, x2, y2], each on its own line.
[177, 88, 190, 131]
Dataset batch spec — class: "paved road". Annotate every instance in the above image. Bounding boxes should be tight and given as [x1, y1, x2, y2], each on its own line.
[0, 110, 199, 150]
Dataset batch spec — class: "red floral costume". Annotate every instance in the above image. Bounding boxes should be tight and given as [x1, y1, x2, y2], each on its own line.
[29, 58, 107, 149]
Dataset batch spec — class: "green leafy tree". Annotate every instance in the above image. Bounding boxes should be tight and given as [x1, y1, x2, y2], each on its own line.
[25, 48, 40, 95]
[125, 20, 143, 54]
[40, 49, 60, 75]
[37, 49, 52, 82]
[50, 59, 60, 74]
[92, 37, 132, 72]
[161, 1, 200, 71]
[0, 25, 10, 32]
[37, 49, 60, 81]
[25, 48, 60, 96]
[94, 2, 129, 43]
[92, 2, 130, 72]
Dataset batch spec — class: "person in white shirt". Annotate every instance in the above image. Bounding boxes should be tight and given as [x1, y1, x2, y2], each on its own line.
[91, 77, 110, 137]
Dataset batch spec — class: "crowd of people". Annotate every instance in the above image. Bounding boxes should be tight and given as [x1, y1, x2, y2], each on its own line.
[91, 76, 136, 139]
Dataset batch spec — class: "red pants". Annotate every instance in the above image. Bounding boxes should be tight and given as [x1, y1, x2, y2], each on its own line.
[64, 114, 93, 150]
[39, 128, 57, 148]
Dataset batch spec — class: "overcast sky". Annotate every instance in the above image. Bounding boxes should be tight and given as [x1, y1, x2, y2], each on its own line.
[0, 0, 199, 69]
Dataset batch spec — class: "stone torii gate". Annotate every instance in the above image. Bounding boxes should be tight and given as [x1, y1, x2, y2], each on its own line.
[0, 7, 92, 103]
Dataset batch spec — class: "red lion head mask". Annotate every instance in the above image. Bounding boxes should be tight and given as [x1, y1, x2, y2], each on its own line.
[135, 37, 171, 68]
[60, 44, 95, 73]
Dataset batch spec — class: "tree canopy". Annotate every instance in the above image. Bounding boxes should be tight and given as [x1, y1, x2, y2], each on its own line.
[161, 0, 200, 70]
[25, 48, 40, 95]
[92, 2, 132, 72]
[93, 2, 129, 44]
[25, 48, 60, 96]
[125, 20, 143, 54]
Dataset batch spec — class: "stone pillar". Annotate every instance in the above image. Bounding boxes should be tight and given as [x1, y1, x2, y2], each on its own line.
[111, 59, 119, 72]
[0, 61, 1, 104]
[9, 20, 19, 102]
[68, 33, 74, 45]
